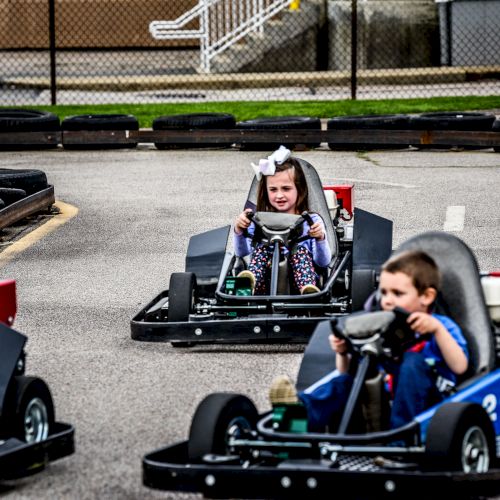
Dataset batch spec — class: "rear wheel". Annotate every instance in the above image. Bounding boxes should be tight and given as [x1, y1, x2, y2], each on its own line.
[10, 376, 55, 443]
[425, 402, 495, 472]
[167, 272, 197, 323]
[188, 393, 258, 461]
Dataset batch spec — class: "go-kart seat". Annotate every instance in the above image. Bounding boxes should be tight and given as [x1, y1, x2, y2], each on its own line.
[242, 157, 339, 293]
[396, 231, 495, 379]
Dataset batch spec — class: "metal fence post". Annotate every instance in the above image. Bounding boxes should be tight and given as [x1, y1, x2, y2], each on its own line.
[48, 0, 57, 105]
[351, 0, 357, 100]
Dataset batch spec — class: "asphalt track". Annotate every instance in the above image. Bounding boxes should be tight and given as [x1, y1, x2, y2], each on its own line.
[0, 144, 499, 499]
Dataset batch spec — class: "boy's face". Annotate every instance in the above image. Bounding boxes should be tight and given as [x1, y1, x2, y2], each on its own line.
[379, 271, 435, 313]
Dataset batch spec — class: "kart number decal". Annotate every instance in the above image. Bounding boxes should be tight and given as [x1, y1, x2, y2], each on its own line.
[482, 393, 498, 422]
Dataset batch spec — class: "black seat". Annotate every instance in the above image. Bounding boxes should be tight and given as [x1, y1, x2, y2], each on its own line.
[396, 231, 495, 378]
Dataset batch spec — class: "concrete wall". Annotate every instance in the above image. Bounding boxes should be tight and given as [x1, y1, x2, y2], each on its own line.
[328, 0, 440, 70]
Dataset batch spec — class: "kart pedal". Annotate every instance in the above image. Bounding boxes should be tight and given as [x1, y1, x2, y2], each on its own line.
[373, 456, 418, 470]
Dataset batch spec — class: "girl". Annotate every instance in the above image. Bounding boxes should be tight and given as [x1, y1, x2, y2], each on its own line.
[233, 147, 331, 295]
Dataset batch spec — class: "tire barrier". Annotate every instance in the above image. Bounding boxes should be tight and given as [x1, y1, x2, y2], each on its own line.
[327, 114, 412, 150]
[0, 109, 60, 151]
[0, 169, 54, 231]
[152, 113, 236, 149]
[236, 116, 322, 151]
[1, 108, 500, 151]
[61, 114, 139, 150]
[410, 111, 497, 150]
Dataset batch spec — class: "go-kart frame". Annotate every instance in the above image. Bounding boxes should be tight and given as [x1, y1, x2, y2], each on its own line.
[0, 280, 74, 480]
[139, 231, 500, 499]
[131, 158, 393, 346]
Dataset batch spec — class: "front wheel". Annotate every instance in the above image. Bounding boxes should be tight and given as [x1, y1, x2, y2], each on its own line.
[188, 393, 258, 461]
[425, 402, 495, 473]
[167, 272, 197, 323]
[9, 376, 55, 443]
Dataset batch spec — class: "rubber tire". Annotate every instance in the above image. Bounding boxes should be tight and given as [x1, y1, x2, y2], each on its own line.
[9, 376, 55, 443]
[167, 272, 197, 323]
[327, 114, 412, 150]
[0, 169, 48, 195]
[0, 109, 60, 150]
[410, 112, 496, 150]
[0, 187, 27, 206]
[425, 402, 495, 472]
[237, 116, 321, 150]
[62, 114, 139, 150]
[492, 119, 500, 153]
[188, 393, 258, 461]
[153, 113, 236, 149]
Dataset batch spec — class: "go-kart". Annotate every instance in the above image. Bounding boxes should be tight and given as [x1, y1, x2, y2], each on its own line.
[131, 158, 393, 346]
[0, 279, 74, 481]
[141, 231, 500, 499]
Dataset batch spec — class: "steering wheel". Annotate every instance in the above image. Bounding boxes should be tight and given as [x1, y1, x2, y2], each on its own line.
[331, 308, 426, 360]
[243, 210, 315, 249]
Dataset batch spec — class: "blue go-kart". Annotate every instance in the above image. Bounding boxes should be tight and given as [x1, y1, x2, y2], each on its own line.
[141, 231, 500, 499]
[0, 280, 74, 481]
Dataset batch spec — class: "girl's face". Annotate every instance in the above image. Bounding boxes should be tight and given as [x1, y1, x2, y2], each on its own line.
[379, 271, 432, 313]
[266, 169, 298, 214]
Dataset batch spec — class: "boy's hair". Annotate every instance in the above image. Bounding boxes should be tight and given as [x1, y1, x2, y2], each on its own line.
[256, 157, 309, 213]
[382, 250, 441, 294]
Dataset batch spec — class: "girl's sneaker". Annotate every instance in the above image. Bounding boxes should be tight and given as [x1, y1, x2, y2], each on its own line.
[269, 375, 298, 405]
[237, 270, 256, 292]
[301, 284, 320, 295]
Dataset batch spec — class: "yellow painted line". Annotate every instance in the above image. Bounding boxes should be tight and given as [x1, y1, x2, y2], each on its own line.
[0, 201, 78, 268]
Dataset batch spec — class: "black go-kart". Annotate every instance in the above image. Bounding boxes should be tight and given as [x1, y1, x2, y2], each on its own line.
[0, 279, 74, 481]
[141, 231, 500, 499]
[131, 157, 393, 346]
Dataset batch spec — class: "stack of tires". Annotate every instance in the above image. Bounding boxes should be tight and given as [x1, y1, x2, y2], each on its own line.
[0, 109, 60, 150]
[0, 169, 49, 211]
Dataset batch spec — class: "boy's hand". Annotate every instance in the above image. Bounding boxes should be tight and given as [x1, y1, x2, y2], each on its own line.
[234, 209, 253, 235]
[329, 334, 348, 354]
[407, 312, 442, 335]
[308, 221, 325, 240]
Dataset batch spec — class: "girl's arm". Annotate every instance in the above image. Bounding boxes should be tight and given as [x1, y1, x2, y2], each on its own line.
[308, 214, 331, 267]
[329, 334, 351, 373]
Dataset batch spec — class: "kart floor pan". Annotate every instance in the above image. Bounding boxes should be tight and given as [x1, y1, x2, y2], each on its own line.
[143, 441, 500, 499]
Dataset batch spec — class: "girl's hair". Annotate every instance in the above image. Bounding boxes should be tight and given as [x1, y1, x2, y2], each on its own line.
[382, 250, 441, 294]
[256, 157, 309, 213]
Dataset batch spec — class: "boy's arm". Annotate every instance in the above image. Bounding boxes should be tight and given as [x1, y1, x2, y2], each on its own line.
[408, 313, 468, 375]
[329, 334, 351, 373]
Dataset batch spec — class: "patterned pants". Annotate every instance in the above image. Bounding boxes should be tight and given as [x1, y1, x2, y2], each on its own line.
[248, 245, 318, 295]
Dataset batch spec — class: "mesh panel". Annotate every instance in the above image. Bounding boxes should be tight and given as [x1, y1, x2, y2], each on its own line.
[1, 0, 499, 105]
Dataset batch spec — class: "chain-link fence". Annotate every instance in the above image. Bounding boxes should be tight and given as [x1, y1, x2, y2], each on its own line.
[1, 0, 499, 105]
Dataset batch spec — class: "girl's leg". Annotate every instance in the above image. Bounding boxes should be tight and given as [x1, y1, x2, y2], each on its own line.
[290, 246, 318, 292]
[248, 246, 272, 295]
[390, 351, 442, 429]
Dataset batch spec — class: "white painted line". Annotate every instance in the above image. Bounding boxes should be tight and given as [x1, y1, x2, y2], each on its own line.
[443, 205, 465, 232]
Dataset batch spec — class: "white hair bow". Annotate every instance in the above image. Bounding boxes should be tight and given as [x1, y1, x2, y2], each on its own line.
[251, 145, 291, 181]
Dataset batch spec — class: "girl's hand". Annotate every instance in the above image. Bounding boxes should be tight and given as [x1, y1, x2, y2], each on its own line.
[329, 334, 348, 354]
[308, 221, 325, 240]
[234, 209, 253, 235]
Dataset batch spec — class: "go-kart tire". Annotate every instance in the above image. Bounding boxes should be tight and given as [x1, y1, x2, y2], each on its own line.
[327, 114, 412, 150]
[188, 393, 258, 461]
[61, 114, 139, 150]
[8, 376, 55, 443]
[153, 113, 236, 149]
[0, 169, 48, 195]
[0, 109, 60, 150]
[425, 402, 495, 472]
[0, 187, 27, 206]
[237, 116, 321, 150]
[492, 119, 500, 153]
[167, 272, 197, 323]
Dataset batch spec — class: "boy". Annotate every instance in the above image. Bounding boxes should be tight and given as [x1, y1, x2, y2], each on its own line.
[269, 250, 469, 430]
